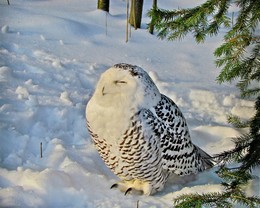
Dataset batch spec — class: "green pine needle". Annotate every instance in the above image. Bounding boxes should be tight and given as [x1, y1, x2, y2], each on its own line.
[227, 114, 250, 128]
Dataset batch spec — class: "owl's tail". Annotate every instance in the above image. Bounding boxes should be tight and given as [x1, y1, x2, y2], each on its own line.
[195, 145, 214, 171]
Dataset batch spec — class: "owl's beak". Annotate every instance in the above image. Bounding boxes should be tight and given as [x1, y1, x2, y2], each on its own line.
[102, 86, 106, 96]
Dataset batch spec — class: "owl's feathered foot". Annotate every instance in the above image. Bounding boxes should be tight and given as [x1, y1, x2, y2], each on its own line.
[110, 180, 153, 195]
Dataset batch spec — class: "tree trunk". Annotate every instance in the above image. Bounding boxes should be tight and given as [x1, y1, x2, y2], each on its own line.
[129, 0, 144, 29]
[149, 0, 157, 34]
[97, 0, 109, 12]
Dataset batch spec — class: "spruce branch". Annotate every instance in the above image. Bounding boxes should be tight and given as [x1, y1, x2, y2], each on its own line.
[174, 167, 260, 208]
[148, 0, 260, 97]
[216, 166, 253, 185]
[147, 0, 231, 43]
[227, 114, 250, 128]
[149, 1, 260, 207]
[240, 96, 260, 170]
[173, 192, 232, 208]
[215, 97, 260, 171]
[214, 133, 252, 164]
[215, 41, 259, 97]
[173, 188, 260, 208]
[241, 88, 260, 98]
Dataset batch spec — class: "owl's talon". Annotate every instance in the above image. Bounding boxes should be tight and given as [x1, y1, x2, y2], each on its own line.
[110, 183, 118, 189]
[125, 187, 132, 195]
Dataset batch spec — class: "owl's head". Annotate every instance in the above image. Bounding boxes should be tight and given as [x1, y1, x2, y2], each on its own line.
[92, 63, 161, 109]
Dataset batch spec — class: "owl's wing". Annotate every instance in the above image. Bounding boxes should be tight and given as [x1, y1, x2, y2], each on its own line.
[151, 94, 213, 176]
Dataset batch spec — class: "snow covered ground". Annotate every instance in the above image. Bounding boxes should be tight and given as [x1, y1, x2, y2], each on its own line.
[0, 0, 259, 207]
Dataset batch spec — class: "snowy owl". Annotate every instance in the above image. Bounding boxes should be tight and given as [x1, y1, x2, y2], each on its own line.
[86, 63, 213, 195]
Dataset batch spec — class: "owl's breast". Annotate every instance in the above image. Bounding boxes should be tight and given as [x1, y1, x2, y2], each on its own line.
[86, 98, 136, 146]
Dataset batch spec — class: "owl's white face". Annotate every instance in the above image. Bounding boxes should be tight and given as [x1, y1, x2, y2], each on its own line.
[92, 64, 161, 110]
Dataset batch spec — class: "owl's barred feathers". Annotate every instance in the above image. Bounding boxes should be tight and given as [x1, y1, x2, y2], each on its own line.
[86, 63, 213, 195]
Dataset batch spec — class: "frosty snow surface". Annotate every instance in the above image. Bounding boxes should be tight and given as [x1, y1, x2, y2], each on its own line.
[0, 0, 259, 207]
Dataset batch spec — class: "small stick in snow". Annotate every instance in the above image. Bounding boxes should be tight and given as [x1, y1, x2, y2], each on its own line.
[40, 142, 43, 158]
[105, 12, 108, 36]
[126, 0, 129, 42]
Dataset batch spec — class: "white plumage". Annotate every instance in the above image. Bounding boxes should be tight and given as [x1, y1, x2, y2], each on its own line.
[86, 63, 213, 195]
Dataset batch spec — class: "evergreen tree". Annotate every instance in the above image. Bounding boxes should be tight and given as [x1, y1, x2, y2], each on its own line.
[147, 0, 260, 97]
[148, 0, 260, 207]
[149, 0, 157, 34]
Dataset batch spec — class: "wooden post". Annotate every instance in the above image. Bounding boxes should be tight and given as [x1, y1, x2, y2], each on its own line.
[106, 12, 108, 36]
[129, 0, 143, 29]
[126, 0, 129, 42]
[131, 0, 137, 29]
[97, 0, 109, 12]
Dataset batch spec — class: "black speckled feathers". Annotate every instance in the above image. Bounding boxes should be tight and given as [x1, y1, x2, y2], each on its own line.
[154, 95, 213, 175]
[114, 63, 141, 77]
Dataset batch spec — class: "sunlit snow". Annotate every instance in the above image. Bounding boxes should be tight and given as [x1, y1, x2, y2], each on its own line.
[0, 0, 259, 207]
